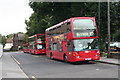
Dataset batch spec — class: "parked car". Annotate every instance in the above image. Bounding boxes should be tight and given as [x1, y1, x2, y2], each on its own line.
[110, 42, 120, 52]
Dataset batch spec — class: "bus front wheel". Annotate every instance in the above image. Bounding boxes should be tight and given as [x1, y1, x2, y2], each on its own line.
[64, 54, 68, 63]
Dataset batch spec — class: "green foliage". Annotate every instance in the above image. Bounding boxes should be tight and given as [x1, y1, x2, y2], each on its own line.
[0, 34, 6, 47]
[2, 36, 7, 47]
[110, 2, 120, 42]
[25, 2, 120, 51]
[0, 34, 2, 44]
[6, 34, 14, 38]
[23, 34, 29, 44]
[113, 29, 120, 42]
[6, 32, 23, 38]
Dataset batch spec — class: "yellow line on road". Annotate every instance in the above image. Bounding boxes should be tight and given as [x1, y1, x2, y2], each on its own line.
[32, 76, 37, 80]
[11, 55, 21, 65]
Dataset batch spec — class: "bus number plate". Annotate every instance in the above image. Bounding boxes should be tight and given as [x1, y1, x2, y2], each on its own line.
[85, 58, 91, 60]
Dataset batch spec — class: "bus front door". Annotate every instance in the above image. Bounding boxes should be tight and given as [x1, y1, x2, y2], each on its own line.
[62, 41, 68, 53]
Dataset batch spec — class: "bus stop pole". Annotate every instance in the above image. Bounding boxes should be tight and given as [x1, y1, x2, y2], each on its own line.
[107, 0, 111, 58]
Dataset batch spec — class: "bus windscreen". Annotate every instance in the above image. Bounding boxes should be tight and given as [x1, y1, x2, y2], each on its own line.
[73, 39, 98, 51]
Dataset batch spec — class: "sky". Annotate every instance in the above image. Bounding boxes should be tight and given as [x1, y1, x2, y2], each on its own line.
[0, 0, 33, 36]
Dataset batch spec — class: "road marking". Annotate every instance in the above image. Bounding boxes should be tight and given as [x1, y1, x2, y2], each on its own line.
[34, 56, 40, 58]
[96, 69, 100, 71]
[11, 55, 20, 65]
[32, 76, 37, 80]
[31, 55, 41, 58]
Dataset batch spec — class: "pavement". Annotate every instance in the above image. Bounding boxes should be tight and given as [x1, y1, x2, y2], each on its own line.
[0, 44, 3, 58]
[0, 52, 3, 58]
[0, 52, 28, 78]
[96, 57, 120, 65]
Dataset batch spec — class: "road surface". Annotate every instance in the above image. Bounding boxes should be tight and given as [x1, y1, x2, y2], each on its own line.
[7, 52, 119, 79]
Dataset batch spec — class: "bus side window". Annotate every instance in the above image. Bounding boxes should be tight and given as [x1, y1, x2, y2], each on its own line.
[56, 26, 61, 35]
[59, 47, 62, 52]
[68, 41, 73, 51]
[49, 27, 57, 36]
[60, 24, 66, 33]
[67, 22, 71, 33]
[61, 22, 71, 33]
[58, 43, 62, 52]
[49, 44, 53, 50]
[53, 43, 58, 51]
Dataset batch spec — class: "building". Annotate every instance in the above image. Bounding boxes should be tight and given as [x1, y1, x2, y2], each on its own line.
[6, 37, 13, 43]
[13, 34, 25, 51]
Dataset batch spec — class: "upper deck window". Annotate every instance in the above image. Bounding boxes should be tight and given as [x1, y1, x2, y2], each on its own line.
[73, 19, 95, 30]
[73, 19, 96, 37]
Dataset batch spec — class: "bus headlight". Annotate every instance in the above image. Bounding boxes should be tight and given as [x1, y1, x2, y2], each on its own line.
[95, 55, 99, 56]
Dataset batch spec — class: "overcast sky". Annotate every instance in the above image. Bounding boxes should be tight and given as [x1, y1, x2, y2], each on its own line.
[0, 0, 33, 36]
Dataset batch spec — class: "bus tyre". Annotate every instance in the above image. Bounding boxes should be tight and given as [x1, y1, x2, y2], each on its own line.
[50, 53, 53, 60]
[64, 54, 68, 63]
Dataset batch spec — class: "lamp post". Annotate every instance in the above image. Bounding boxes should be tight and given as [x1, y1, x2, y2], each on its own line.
[98, 0, 101, 52]
[107, 0, 111, 58]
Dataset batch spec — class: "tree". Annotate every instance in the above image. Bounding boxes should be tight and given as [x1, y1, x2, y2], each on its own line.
[2, 36, 7, 47]
[0, 34, 6, 47]
[25, 2, 120, 51]
[110, 2, 120, 42]
[23, 34, 29, 44]
[6, 34, 14, 38]
[0, 34, 2, 44]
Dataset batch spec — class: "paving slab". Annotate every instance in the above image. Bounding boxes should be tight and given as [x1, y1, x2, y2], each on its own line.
[96, 57, 120, 65]
[1, 52, 28, 78]
[0, 44, 3, 58]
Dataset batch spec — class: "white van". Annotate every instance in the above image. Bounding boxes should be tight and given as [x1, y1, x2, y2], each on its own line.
[4, 43, 13, 51]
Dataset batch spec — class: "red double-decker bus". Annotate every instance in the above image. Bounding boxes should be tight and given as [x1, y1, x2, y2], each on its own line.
[45, 17, 100, 62]
[28, 34, 46, 54]
[23, 43, 29, 53]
